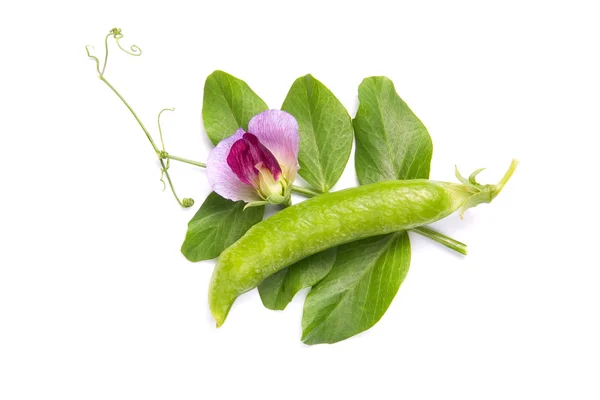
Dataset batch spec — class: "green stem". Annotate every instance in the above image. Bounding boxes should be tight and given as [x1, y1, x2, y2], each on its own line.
[101, 34, 110, 76]
[167, 154, 206, 168]
[97, 75, 194, 206]
[290, 185, 322, 197]
[492, 159, 519, 199]
[411, 226, 468, 256]
[99, 75, 159, 153]
[160, 159, 183, 206]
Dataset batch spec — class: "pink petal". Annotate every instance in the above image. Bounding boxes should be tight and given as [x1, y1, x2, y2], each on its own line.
[206, 129, 262, 202]
[248, 110, 299, 181]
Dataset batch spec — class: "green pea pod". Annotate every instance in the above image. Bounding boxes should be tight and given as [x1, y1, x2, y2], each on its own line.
[210, 161, 518, 326]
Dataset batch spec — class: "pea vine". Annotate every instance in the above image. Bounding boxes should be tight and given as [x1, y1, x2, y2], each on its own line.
[86, 28, 201, 208]
[87, 28, 479, 344]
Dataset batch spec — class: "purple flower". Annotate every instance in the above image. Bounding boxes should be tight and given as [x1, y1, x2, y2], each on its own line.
[206, 110, 299, 206]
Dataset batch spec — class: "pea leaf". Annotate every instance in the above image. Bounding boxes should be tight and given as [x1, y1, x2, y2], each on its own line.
[257, 75, 352, 312]
[258, 248, 337, 311]
[282, 74, 354, 192]
[307, 76, 432, 344]
[353, 76, 433, 184]
[202, 70, 269, 145]
[181, 192, 264, 262]
[301, 232, 411, 345]
[298, 77, 431, 344]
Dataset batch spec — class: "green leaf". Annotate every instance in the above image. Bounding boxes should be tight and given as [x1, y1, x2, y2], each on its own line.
[301, 232, 411, 345]
[353, 76, 433, 184]
[181, 192, 264, 262]
[282, 74, 354, 192]
[202, 70, 269, 145]
[258, 248, 337, 311]
[257, 75, 353, 306]
[297, 77, 432, 344]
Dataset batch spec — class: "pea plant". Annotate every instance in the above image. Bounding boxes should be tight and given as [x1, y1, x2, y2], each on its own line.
[86, 29, 516, 345]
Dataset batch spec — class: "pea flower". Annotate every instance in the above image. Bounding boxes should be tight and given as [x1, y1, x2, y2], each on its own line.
[206, 110, 300, 207]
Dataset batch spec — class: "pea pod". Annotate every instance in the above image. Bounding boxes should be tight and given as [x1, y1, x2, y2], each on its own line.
[209, 161, 518, 326]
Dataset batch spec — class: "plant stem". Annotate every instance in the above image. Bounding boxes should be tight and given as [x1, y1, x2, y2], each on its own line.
[98, 75, 192, 206]
[290, 185, 322, 197]
[410, 226, 468, 255]
[492, 159, 519, 199]
[167, 154, 206, 168]
[159, 159, 185, 207]
[99, 75, 159, 153]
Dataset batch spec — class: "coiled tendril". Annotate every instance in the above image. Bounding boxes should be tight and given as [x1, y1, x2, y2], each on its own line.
[86, 29, 194, 209]
[111, 28, 142, 57]
[86, 27, 143, 76]
[182, 198, 195, 208]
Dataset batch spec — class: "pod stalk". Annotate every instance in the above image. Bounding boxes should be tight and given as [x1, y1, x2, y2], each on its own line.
[492, 159, 519, 200]
[455, 159, 518, 217]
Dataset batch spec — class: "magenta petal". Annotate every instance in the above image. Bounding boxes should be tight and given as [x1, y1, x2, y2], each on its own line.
[242, 133, 282, 180]
[226, 138, 258, 185]
[226, 133, 283, 186]
[206, 129, 262, 202]
[248, 110, 299, 180]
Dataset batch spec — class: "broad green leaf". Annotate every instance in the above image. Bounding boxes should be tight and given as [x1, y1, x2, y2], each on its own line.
[353, 76, 433, 184]
[301, 232, 411, 345]
[257, 76, 353, 311]
[258, 248, 337, 311]
[181, 192, 264, 262]
[298, 77, 431, 344]
[282, 74, 353, 192]
[202, 70, 269, 145]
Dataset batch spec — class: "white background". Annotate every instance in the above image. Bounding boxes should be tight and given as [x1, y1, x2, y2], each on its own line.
[1, 1, 599, 399]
